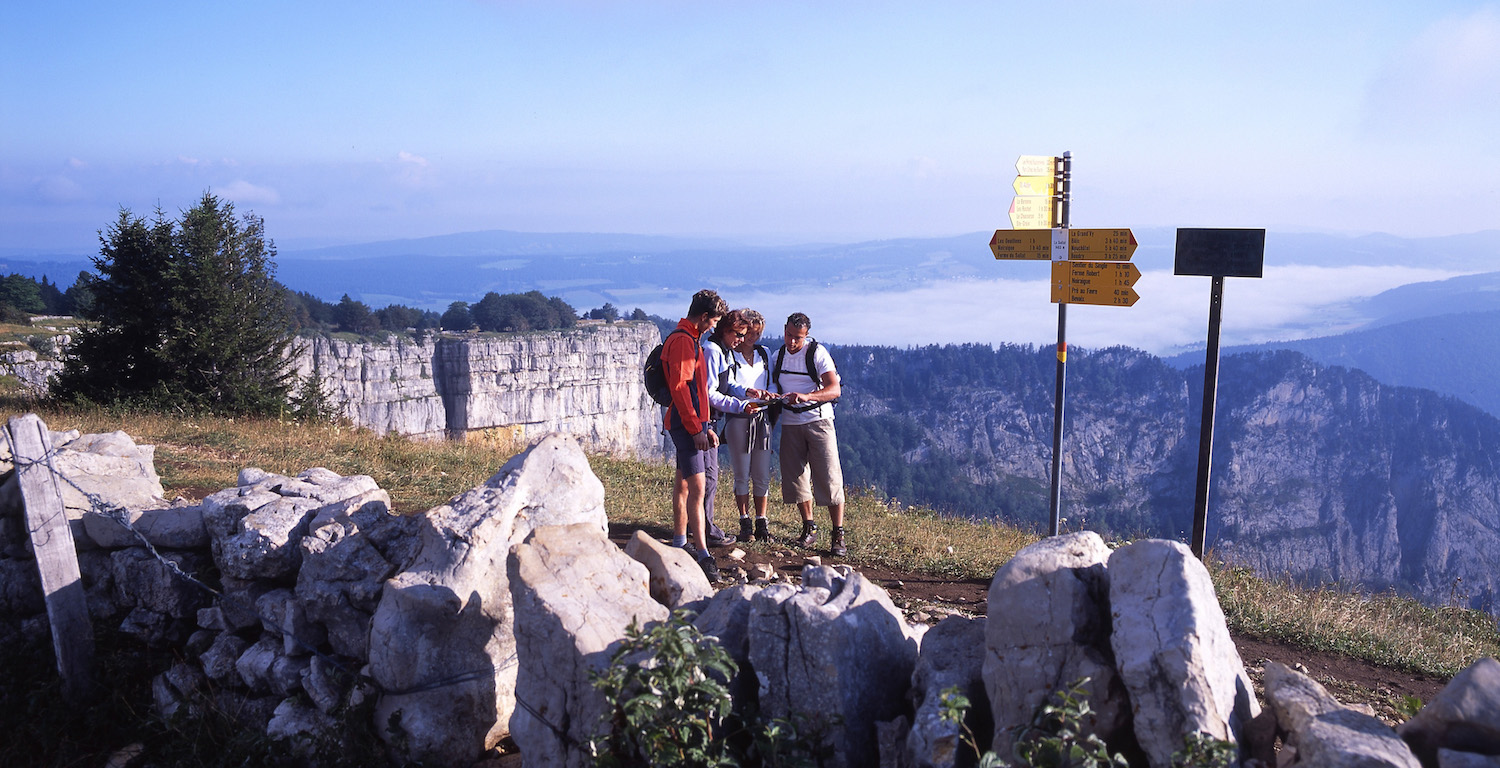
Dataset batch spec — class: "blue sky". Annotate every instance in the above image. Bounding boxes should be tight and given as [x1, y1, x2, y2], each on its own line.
[4, 1, 1499, 254]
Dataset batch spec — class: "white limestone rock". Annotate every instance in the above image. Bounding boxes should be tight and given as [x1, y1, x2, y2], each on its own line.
[748, 564, 922, 768]
[1399, 657, 1500, 768]
[1265, 661, 1420, 768]
[623, 529, 714, 609]
[1108, 539, 1260, 768]
[910, 615, 990, 768]
[507, 522, 669, 768]
[368, 433, 608, 768]
[985, 531, 1126, 758]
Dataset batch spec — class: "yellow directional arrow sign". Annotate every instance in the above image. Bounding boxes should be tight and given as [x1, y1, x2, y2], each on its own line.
[1050, 260, 1142, 306]
[991, 229, 1057, 260]
[1013, 175, 1056, 197]
[1015, 155, 1057, 177]
[1067, 228, 1138, 260]
[1009, 196, 1055, 229]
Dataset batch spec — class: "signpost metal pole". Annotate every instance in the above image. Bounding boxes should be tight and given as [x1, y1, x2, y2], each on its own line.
[1175, 227, 1265, 559]
[1190, 275, 1225, 557]
[1048, 151, 1071, 536]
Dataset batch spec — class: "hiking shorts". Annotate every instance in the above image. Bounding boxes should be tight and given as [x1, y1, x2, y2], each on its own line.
[668, 424, 711, 476]
[779, 419, 844, 507]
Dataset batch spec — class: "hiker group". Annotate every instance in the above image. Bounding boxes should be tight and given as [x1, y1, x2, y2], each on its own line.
[649, 289, 845, 582]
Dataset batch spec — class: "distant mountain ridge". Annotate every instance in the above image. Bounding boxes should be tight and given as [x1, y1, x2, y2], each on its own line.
[1165, 304, 1500, 418]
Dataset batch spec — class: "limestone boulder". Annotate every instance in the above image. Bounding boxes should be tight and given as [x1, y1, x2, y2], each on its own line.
[1265, 661, 1419, 767]
[1108, 539, 1260, 768]
[623, 529, 714, 609]
[295, 489, 409, 659]
[1399, 657, 1500, 768]
[368, 433, 607, 768]
[910, 615, 990, 768]
[507, 522, 669, 768]
[985, 531, 1126, 757]
[748, 564, 921, 768]
[0, 429, 165, 543]
[203, 468, 380, 581]
[82, 500, 208, 550]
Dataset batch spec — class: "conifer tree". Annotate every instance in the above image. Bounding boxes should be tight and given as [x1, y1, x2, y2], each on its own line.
[56, 193, 293, 414]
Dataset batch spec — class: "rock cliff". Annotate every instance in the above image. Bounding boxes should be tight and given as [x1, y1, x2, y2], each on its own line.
[288, 323, 662, 457]
[836, 345, 1500, 615]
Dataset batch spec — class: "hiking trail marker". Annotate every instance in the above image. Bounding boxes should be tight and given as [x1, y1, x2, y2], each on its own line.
[1176, 228, 1266, 559]
[989, 152, 1146, 536]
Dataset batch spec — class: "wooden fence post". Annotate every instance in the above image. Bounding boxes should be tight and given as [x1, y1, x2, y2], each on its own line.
[5, 413, 95, 701]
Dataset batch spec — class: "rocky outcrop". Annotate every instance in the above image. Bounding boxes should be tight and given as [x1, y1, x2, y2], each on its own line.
[984, 531, 1125, 758]
[749, 565, 922, 768]
[838, 345, 1500, 617]
[7, 323, 663, 459]
[369, 433, 607, 766]
[1265, 661, 1420, 767]
[290, 323, 662, 457]
[1109, 539, 1260, 767]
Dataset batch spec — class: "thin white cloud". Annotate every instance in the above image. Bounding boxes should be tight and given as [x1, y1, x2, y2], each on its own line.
[217, 180, 281, 206]
[398, 151, 428, 166]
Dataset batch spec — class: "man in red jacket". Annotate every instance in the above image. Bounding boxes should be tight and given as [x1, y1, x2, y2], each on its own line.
[664, 289, 730, 581]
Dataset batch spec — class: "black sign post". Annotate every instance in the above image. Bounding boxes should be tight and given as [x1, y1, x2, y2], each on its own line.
[1174, 228, 1265, 558]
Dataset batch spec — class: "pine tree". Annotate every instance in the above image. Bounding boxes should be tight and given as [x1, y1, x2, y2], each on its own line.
[56, 193, 294, 415]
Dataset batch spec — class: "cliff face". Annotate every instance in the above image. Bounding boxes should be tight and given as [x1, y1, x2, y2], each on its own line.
[837, 345, 1500, 614]
[289, 323, 662, 457]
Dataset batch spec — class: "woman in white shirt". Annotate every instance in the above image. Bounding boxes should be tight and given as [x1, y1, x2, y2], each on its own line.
[703, 309, 777, 543]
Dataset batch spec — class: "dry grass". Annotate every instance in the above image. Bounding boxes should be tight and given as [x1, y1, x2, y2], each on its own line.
[1212, 561, 1500, 679]
[7, 400, 1498, 681]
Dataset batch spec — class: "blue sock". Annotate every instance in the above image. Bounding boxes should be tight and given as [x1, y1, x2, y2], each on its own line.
[671, 534, 687, 548]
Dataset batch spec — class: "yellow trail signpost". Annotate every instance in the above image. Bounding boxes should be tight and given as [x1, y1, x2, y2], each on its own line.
[990, 228, 1138, 263]
[990, 151, 1149, 539]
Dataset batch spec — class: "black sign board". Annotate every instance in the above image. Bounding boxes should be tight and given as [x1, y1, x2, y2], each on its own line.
[1174, 228, 1266, 278]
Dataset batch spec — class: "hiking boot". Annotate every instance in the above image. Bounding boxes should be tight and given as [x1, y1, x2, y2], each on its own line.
[698, 553, 720, 583]
[738, 517, 755, 544]
[754, 517, 774, 544]
[706, 531, 737, 547]
[829, 527, 847, 558]
[796, 521, 818, 549]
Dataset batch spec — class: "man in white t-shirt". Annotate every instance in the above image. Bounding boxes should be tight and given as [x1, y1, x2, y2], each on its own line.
[772, 312, 847, 557]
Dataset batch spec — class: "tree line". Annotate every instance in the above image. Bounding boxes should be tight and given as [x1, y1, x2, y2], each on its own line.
[42, 193, 617, 416]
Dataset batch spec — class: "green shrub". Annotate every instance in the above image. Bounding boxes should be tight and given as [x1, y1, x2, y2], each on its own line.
[588, 610, 738, 767]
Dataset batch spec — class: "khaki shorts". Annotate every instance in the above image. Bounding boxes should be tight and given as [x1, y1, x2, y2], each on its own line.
[779, 419, 845, 507]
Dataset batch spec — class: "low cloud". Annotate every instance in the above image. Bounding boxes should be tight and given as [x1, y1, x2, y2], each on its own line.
[630, 265, 1470, 356]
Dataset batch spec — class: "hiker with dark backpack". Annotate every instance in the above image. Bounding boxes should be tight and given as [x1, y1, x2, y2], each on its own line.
[706, 309, 779, 543]
[661, 289, 730, 581]
[772, 312, 848, 557]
